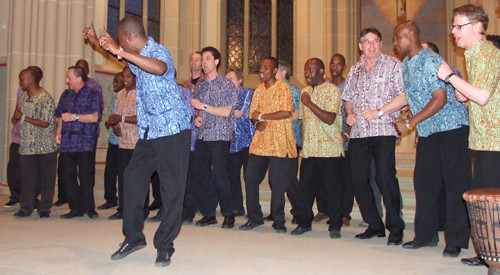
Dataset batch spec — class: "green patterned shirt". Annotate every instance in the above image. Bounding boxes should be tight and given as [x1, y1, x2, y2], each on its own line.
[465, 39, 500, 151]
[19, 90, 58, 155]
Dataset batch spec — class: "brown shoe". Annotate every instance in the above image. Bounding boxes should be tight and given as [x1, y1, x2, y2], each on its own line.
[313, 212, 329, 222]
[342, 217, 350, 226]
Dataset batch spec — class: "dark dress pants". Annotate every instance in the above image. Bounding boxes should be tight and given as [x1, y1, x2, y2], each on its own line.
[7, 142, 21, 203]
[183, 151, 199, 219]
[56, 154, 67, 202]
[122, 130, 190, 254]
[228, 147, 249, 213]
[19, 152, 57, 214]
[192, 140, 234, 218]
[103, 143, 119, 205]
[245, 154, 293, 227]
[413, 126, 471, 248]
[349, 136, 405, 234]
[297, 157, 343, 231]
[117, 148, 134, 213]
[471, 150, 500, 189]
[340, 152, 354, 220]
[59, 151, 96, 213]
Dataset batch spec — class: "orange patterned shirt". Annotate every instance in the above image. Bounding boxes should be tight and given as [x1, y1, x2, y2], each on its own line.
[249, 80, 297, 158]
[115, 88, 138, 149]
[465, 39, 500, 151]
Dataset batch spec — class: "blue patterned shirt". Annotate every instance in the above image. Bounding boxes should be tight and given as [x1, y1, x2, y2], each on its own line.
[108, 93, 120, 145]
[178, 85, 196, 151]
[286, 79, 302, 147]
[196, 74, 238, 141]
[230, 87, 255, 153]
[402, 48, 469, 137]
[55, 85, 102, 152]
[129, 37, 191, 140]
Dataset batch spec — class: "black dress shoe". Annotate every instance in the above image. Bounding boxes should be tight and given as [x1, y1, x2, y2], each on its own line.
[290, 226, 312, 235]
[387, 232, 403, 245]
[239, 220, 264, 230]
[461, 256, 486, 266]
[60, 211, 83, 219]
[155, 250, 172, 267]
[355, 229, 386, 239]
[97, 201, 118, 210]
[39, 212, 50, 218]
[264, 214, 274, 221]
[221, 216, 235, 229]
[53, 200, 67, 207]
[273, 224, 287, 233]
[195, 216, 217, 226]
[443, 246, 461, 257]
[108, 211, 123, 220]
[85, 209, 99, 219]
[111, 241, 147, 260]
[13, 211, 31, 217]
[148, 201, 161, 211]
[4, 200, 19, 208]
[148, 212, 161, 222]
[329, 229, 341, 239]
[402, 240, 438, 249]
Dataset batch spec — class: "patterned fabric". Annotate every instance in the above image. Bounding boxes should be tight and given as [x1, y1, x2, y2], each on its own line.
[465, 39, 500, 151]
[11, 88, 23, 144]
[299, 81, 344, 158]
[87, 78, 103, 113]
[402, 48, 469, 137]
[286, 79, 302, 147]
[178, 85, 196, 151]
[183, 73, 205, 97]
[249, 80, 297, 158]
[330, 81, 350, 151]
[342, 54, 404, 138]
[230, 87, 255, 153]
[108, 93, 120, 145]
[115, 88, 138, 150]
[19, 90, 58, 155]
[196, 74, 238, 141]
[129, 36, 191, 140]
[55, 85, 101, 152]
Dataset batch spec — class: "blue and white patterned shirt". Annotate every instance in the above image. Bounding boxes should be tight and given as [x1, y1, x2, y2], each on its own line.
[402, 48, 469, 137]
[178, 85, 196, 151]
[286, 79, 302, 147]
[108, 93, 120, 145]
[196, 74, 238, 141]
[230, 87, 255, 153]
[129, 37, 191, 140]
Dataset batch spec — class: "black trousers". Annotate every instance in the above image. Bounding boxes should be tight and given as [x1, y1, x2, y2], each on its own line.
[349, 136, 405, 234]
[56, 154, 67, 202]
[150, 171, 161, 206]
[471, 150, 500, 189]
[297, 157, 343, 231]
[19, 152, 57, 214]
[228, 147, 249, 213]
[245, 154, 293, 227]
[183, 151, 199, 219]
[7, 142, 21, 202]
[413, 126, 471, 248]
[122, 130, 190, 254]
[117, 148, 134, 212]
[59, 151, 96, 213]
[103, 143, 119, 205]
[192, 139, 234, 218]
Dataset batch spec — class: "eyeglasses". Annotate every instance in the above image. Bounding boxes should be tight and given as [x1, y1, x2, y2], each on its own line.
[449, 21, 475, 31]
[361, 39, 381, 46]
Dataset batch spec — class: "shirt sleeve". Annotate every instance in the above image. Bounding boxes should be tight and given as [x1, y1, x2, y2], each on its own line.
[277, 82, 293, 112]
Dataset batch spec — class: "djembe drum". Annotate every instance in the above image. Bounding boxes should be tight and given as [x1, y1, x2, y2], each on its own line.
[464, 188, 500, 275]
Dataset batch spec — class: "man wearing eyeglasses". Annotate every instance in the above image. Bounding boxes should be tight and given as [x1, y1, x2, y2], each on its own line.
[342, 27, 405, 246]
[437, 4, 500, 267]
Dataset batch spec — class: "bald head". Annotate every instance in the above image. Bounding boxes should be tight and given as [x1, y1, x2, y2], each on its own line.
[117, 16, 146, 38]
[395, 20, 421, 43]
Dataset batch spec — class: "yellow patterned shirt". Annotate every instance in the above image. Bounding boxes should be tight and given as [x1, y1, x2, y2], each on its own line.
[299, 82, 344, 158]
[249, 80, 297, 158]
[465, 39, 500, 151]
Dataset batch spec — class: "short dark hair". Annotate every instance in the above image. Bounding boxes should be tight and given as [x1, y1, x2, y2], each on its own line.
[25, 66, 44, 84]
[117, 16, 146, 37]
[307, 58, 325, 71]
[68, 66, 87, 82]
[262, 56, 278, 70]
[201, 46, 221, 70]
[360, 27, 382, 42]
[331, 54, 346, 65]
[453, 4, 488, 34]
[277, 60, 292, 80]
[75, 59, 90, 75]
[486, 35, 500, 49]
[226, 67, 243, 81]
[423, 42, 440, 54]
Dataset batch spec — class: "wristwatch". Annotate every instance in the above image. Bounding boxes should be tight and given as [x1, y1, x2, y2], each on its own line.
[203, 104, 208, 111]
[377, 109, 384, 117]
[73, 114, 80, 121]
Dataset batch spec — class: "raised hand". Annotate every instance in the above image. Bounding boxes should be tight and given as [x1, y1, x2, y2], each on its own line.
[99, 27, 119, 55]
[83, 19, 98, 46]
